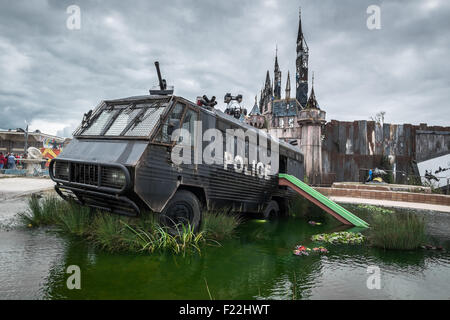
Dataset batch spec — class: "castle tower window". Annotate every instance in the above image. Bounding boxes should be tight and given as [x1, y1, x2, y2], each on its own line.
[289, 117, 294, 128]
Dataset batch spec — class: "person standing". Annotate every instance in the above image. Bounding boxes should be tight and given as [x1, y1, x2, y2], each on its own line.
[4, 153, 9, 169]
[7, 153, 16, 169]
[0, 152, 4, 170]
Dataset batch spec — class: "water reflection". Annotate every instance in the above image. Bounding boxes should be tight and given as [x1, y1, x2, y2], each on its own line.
[35, 217, 450, 300]
[0, 228, 66, 299]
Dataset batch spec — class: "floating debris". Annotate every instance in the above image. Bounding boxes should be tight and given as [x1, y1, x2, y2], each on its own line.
[311, 231, 364, 245]
[293, 245, 310, 256]
[312, 246, 328, 253]
[293, 245, 328, 256]
[308, 221, 322, 226]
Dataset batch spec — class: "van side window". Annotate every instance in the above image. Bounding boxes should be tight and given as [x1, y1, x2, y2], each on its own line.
[181, 109, 197, 146]
[154, 103, 185, 143]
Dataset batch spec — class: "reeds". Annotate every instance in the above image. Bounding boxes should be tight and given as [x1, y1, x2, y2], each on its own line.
[19, 195, 241, 254]
[368, 212, 426, 250]
[18, 195, 61, 226]
[201, 208, 242, 240]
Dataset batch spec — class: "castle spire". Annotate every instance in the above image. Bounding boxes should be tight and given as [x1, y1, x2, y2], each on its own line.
[265, 70, 271, 86]
[296, 7, 309, 107]
[285, 70, 291, 100]
[297, 8, 303, 45]
[274, 45, 282, 100]
[306, 72, 320, 109]
[274, 45, 280, 72]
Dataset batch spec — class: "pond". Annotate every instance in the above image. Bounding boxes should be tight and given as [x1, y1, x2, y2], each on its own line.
[1, 209, 450, 299]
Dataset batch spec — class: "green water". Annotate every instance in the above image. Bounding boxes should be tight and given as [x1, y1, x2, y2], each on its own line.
[1, 212, 449, 300]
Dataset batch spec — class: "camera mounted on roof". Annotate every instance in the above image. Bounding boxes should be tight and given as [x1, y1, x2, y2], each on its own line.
[224, 93, 247, 120]
[149, 61, 174, 96]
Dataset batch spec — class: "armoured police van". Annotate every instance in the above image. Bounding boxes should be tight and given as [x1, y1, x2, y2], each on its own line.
[50, 63, 304, 231]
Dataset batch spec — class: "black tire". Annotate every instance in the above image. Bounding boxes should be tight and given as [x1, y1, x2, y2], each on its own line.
[159, 190, 202, 234]
[263, 200, 280, 220]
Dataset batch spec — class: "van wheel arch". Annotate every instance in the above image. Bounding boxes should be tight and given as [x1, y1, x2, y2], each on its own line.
[177, 185, 207, 209]
[264, 197, 288, 219]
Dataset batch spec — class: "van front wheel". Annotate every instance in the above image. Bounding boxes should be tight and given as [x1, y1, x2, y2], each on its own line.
[159, 190, 202, 234]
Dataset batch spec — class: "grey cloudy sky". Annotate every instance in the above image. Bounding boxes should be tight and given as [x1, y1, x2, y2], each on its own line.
[0, 0, 449, 136]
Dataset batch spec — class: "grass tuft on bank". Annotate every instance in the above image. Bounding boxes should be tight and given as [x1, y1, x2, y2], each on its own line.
[368, 212, 426, 250]
[202, 208, 242, 240]
[288, 196, 428, 251]
[19, 195, 241, 254]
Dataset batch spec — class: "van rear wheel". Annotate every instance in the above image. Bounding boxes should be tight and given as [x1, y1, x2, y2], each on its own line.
[263, 200, 280, 220]
[159, 190, 202, 234]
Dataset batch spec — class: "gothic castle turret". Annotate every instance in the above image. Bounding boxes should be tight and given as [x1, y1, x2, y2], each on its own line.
[296, 8, 309, 107]
[248, 8, 322, 147]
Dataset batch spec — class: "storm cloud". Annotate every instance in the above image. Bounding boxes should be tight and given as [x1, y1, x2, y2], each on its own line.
[0, 0, 449, 136]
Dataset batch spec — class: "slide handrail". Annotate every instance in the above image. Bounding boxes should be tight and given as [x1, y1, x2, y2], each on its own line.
[279, 173, 369, 228]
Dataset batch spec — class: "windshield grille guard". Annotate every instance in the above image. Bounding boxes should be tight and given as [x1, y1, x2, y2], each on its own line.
[73, 96, 174, 138]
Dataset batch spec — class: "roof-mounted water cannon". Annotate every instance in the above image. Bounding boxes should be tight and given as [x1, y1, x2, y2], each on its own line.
[224, 93, 247, 120]
[196, 95, 217, 110]
[149, 61, 174, 96]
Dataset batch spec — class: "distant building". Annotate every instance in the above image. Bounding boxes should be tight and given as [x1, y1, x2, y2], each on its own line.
[0, 129, 67, 155]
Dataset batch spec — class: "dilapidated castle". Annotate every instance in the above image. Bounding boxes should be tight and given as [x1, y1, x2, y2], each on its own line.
[247, 9, 320, 148]
[247, 9, 450, 187]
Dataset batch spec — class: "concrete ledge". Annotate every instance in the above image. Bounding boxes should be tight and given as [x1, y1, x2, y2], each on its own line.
[315, 186, 450, 207]
[331, 182, 431, 193]
[329, 196, 450, 213]
[0, 177, 55, 201]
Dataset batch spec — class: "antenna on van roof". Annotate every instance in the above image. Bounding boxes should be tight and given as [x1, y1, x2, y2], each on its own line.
[149, 61, 174, 96]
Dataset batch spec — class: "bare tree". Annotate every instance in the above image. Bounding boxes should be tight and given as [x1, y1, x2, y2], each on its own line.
[370, 111, 386, 126]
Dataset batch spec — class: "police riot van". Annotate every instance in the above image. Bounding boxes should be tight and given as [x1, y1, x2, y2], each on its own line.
[50, 62, 304, 231]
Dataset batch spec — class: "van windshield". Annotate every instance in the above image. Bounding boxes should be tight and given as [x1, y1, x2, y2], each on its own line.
[79, 99, 170, 137]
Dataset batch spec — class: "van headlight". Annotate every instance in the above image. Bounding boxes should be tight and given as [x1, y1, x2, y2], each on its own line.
[55, 161, 70, 180]
[109, 169, 126, 187]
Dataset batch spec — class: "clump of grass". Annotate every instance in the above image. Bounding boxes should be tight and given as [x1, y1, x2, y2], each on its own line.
[89, 214, 126, 250]
[18, 195, 61, 227]
[201, 209, 242, 240]
[20, 196, 228, 255]
[368, 212, 426, 250]
[56, 201, 92, 236]
[123, 222, 207, 254]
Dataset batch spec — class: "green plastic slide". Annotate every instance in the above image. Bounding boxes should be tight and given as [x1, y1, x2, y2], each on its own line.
[279, 173, 369, 228]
